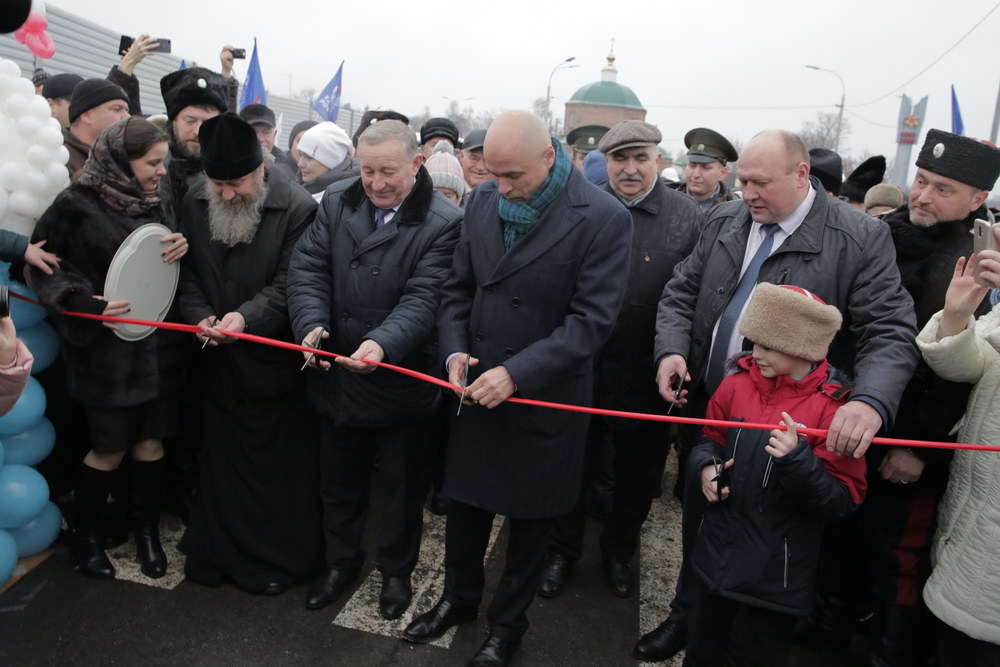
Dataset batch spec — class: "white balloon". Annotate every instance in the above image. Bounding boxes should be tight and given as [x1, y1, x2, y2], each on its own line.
[46, 117, 61, 132]
[26, 96, 51, 122]
[25, 144, 51, 169]
[10, 77, 34, 100]
[16, 115, 41, 141]
[8, 191, 38, 218]
[0, 74, 13, 100]
[0, 213, 35, 237]
[43, 162, 67, 190]
[3, 95, 28, 120]
[0, 188, 7, 220]
[0, 60, 20, 79]
[0, 162, 27, 191]
[36, 126, 62, 151]
[52, 145, 69, 166]
[23, 170, 47, 196]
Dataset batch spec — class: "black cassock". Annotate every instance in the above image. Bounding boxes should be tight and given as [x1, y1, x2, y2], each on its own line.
[176, 173, 322, 592]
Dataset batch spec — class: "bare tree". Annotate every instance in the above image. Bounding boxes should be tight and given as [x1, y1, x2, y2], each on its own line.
[799, 111, 852, 152]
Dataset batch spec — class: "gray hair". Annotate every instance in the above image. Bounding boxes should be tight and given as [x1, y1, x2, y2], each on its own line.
[358, 119, 420, 159]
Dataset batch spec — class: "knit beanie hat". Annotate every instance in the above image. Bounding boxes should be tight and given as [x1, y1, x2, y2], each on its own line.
[288, 120, 318, 151]
[739, 283, 842, 362]
[42, 72, 83, 101]
[863, 183, 905, 212]
[426, 141, 466, 200]
[420, 117, 460, 147]
[297, 122, 352, 170]
[69, 78, 129, 124]
[916, 129, 1000, 191]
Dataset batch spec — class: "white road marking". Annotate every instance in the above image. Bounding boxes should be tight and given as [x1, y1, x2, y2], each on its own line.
[332, 509, 504, 648]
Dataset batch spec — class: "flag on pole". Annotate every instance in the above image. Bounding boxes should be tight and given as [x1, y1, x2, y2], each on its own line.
[180, 59, 187, 70]
[239, 39, 267, 110]
[951, 84, 965, 136]
[314, 61, 344, 122]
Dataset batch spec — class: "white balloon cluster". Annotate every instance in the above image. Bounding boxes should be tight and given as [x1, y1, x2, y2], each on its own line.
[0, 58, 69, 237]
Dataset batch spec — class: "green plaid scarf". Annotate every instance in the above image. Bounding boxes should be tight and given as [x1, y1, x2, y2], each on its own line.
[498, 138, 572, 250]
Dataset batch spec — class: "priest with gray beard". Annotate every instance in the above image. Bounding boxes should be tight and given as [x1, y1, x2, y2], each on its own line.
[176, 112, 323, 595]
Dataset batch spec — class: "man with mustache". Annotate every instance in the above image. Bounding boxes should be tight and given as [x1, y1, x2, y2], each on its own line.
[176, 113, 323, 595]
[538, 120, 704, 600]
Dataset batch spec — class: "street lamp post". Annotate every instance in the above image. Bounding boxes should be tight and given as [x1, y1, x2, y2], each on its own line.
[806, 65, 846, 153]
[546, 57, 577, 134]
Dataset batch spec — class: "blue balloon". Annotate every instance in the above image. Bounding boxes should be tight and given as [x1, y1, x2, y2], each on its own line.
[2, 417, 54, 466]
[17, 321, 59, 375]
[9, 501, 61, 557]
[8, 282, 47, 329]
[0, 376, 46, 435]
[0, 464, 48, 529]
[0, 438, 4, 467]
[0, 529, 16, 583]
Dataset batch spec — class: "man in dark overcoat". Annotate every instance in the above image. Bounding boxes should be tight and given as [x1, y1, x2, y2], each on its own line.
[402, 110, 632, 666]
[286, 120, 463, 620]
[176, 113, 322, 595]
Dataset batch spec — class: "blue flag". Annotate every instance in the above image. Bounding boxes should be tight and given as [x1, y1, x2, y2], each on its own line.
[180, 59, 187, 70]
[239, 39, 267, 110]
[314, 61, 344, 122]
[951, 84, 964, 136]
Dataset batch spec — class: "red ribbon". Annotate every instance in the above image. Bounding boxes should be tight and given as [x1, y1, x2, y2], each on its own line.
[12, 289, 1000, 453]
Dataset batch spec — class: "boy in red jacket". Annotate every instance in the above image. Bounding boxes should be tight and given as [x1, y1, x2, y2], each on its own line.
[684, 283, 867, 667]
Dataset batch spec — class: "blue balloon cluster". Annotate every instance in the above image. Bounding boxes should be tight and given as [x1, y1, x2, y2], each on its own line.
[0, 270, 61, 585]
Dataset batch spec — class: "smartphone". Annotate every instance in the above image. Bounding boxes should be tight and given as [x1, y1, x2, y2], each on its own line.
[231, 48, 246, 59]
[973, 218, 999, 288]
[0, 285, 8, 319]
[118, 35, 172, 55]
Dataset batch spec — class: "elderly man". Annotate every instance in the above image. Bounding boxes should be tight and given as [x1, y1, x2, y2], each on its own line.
[634, 130, 919, 663]
[670, 127, 739, 214]
[402, 111, 632, 666]
[61, 79, 130, 179]
[419, 117, 460, 159]
[460, 128, 490, 195]
[239, 103, 291, 175]
[538, 121, 704, 599]
[803, 130, 1000, 666]
[286, 120, 462, 619]
[177, 113, 322, 595]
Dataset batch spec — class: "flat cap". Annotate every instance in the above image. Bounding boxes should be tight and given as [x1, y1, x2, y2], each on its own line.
[598, 121, 660, 154]
[239, 103, 276, 128]
[684, 127, 738, 164]
[462, 128, 488, 152]
[916, 128, 1000, 192]
[567, 124, 610, 153]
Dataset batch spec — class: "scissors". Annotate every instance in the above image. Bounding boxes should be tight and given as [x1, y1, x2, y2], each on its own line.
[456, 352, 471, 416]
[666, 374, 685, 415]
[200, 316, 218, 349]
[300, 327, 326, 371]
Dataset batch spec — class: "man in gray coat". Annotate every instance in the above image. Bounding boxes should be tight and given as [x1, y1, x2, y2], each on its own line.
[634, 130, 919, 663]
[402, 111, 632, 666]
[286, 120, 463, 621]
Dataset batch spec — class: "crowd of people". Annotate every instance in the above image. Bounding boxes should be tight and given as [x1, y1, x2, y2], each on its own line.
[10, 36, 1000, 667]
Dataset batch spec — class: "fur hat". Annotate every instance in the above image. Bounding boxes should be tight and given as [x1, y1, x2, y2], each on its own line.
[297, 121, 352, 170]
[352, 110, 409, 148]
[426, 141, 466, 200]
[916, 129, 1000, 191]
[808, 148, 843, 197]
[420, 117, 460, 147]
[198, 112, 263, 180]
[841, 155, 886, 203]
[160, 67, 229, 120]
[739, 283, 842, 362]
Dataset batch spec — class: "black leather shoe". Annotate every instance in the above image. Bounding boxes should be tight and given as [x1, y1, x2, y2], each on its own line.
[262, 581, 288, 596]
[403, 598, 477, 644]
[427, 493, 449, 516]
[73, 534, 115, 580]
[538, 552, 571, 598]
[134, 525, 167, 579]
[633, 618, 687, 662]
[604, 558, 632, 597]
[305, 568, 358, 610]
[380, 575, 412, 620]
[467, 633, 520, 666]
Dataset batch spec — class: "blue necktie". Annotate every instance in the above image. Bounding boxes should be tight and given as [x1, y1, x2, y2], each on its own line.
[375, 208, 389, 228]
[705, 223, 780, 393]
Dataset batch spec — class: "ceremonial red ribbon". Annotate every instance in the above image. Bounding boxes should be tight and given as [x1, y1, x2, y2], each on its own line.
[12, 290, 1000, 453]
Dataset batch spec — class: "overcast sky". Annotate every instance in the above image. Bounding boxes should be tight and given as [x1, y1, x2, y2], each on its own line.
[49, 0, 1000, 177]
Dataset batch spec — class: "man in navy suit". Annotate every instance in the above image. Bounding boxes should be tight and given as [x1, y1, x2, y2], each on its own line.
[402, 110, 633, 666]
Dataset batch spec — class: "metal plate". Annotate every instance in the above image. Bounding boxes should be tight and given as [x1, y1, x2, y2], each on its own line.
[103, 223, 179, 341]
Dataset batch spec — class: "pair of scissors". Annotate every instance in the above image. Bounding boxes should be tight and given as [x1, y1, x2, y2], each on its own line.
[456, 352, 471, 416]
[666, 374, 685, 415]
[300, 327, 326, 371]
[200, 316, 218, 349]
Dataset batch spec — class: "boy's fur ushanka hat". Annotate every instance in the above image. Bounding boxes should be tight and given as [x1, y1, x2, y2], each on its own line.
[739, 283, 842, 362]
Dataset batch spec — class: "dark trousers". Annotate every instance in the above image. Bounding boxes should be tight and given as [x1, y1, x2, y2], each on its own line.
[319, 419, 431, 577]
[668, 443, 708, 626]
[444, 500, 551, 641]
[549, 419, 671, 562]
[936, 623, 1000, 667]
[683, 580, 795, 667]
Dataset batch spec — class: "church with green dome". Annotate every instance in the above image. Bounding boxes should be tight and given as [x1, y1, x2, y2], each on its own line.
[563, 52, 646, 135]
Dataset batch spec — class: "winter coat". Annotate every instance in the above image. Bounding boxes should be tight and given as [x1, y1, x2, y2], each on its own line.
[178, 168, 317, 403]
[106, 66, 141, 117]
[691, 354, 866, 616]
[917, 306, 1000, 644]
[287, 166, 462, 428]
[62, 127, 90, 182]
[28, 185, 188, 407]
[159, 147, 205, 230]
[437, 166, 633, 519]
[0, 341, 33, 416]
[300, 156, 361, 202]
[668, 180, 740, 213]
[0, 230, 27, 264]
[655, 179, 919, 423]
[597, 179, 703, 422]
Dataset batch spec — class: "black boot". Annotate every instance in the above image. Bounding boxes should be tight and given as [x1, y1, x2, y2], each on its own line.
[868, 603, 937, 667]
[131, 458, 167, 579]
[72, 464, 116, 580]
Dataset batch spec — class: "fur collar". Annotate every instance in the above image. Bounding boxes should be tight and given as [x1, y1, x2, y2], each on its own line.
[341, 164, 434, 223]
[883, 204, 984, 261]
